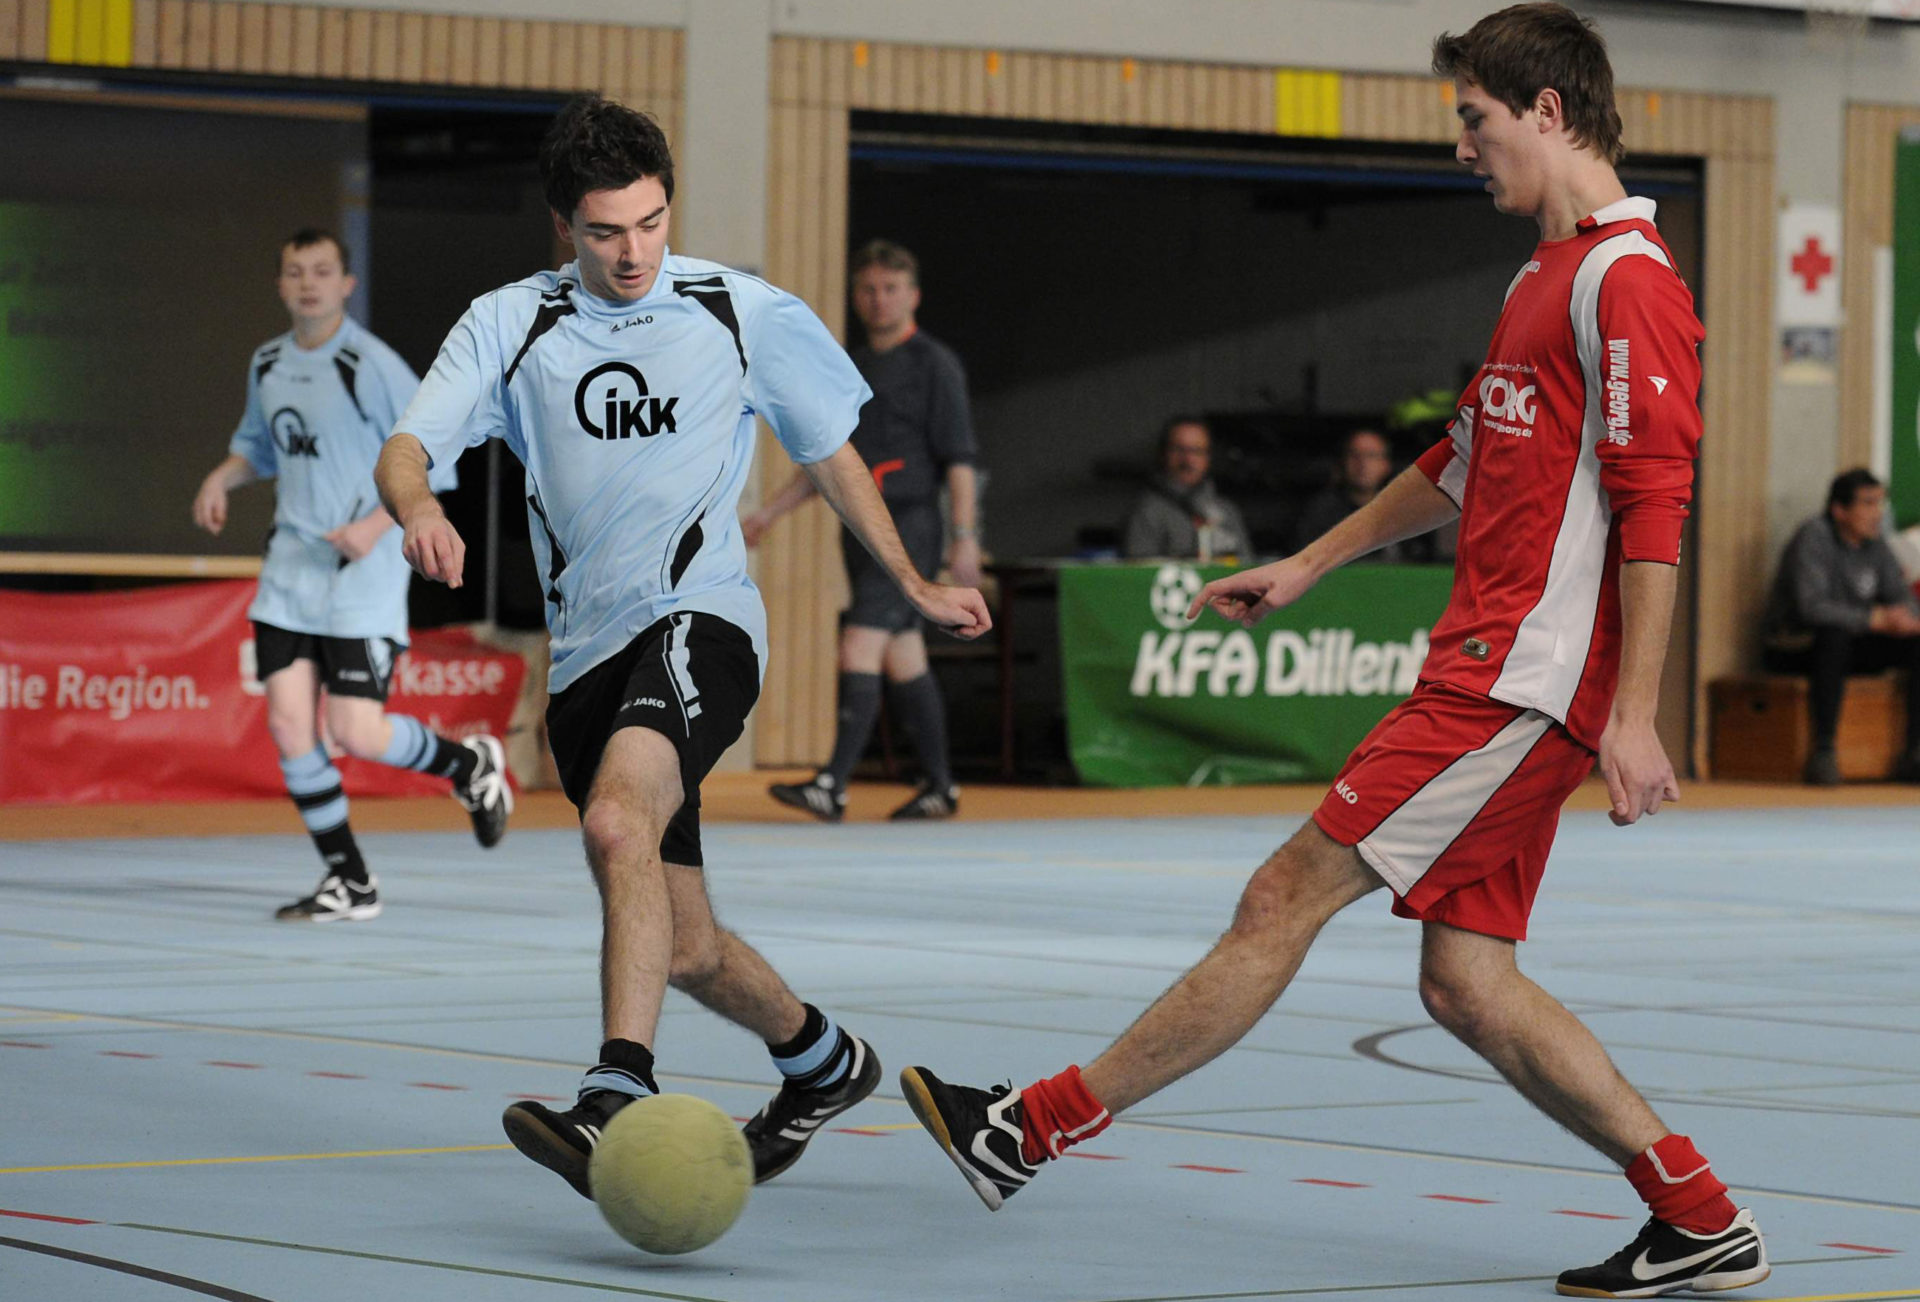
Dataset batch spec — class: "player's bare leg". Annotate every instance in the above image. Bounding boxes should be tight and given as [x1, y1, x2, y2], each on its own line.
[901, 821, 1382, 1208]
[662, 860, 804, 1043]
[1083, 822, 1382, 1112]
[1418, 921, 1663, 1164]
[326, 694, 510, 848]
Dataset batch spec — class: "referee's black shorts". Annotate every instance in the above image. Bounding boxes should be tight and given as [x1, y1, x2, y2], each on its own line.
[841, 501, 942, 633]
[545, 613, 760, 867]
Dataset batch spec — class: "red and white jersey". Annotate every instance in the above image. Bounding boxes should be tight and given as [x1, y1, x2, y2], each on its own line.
[1414, 197, 1703, 749]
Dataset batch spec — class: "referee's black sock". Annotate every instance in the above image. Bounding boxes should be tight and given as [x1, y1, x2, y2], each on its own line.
[888, 672, 953, 792]
[823, 672, 883, 788]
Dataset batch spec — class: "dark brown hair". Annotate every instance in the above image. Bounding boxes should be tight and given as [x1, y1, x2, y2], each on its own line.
[281, 227, 348, 274]
[1431, 3, 1624, 165]
[850, 238, 919, 284]
[541, 95, 675, 221]
[1828, 467, 1882, 512]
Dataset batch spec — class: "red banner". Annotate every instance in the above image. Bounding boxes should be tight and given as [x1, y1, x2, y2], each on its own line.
[0, 580, 525, 806]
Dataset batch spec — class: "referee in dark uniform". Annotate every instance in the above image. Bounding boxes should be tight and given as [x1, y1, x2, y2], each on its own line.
[745, 239, 980, 821]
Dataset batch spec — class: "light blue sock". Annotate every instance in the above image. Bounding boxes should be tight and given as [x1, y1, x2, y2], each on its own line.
[280, 746, 348, 834]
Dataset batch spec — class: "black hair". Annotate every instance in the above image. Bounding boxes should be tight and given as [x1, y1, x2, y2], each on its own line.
[1828, 467, 1883, 512]
[281, 227, 348, 274]
[541, 95, 675, 222]
[1157, 414, 1209, 458]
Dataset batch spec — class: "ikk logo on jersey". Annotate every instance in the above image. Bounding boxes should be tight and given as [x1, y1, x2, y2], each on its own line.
[269, 407, 319, 458]
[574, 362, 679, 440]
[1478, 373, 1537, 438]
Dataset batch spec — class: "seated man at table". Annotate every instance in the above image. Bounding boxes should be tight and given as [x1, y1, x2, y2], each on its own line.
[1293, 428, 1454, 562]
[1123, 416, 1251, 561]
[1761, 467, 1920, 785]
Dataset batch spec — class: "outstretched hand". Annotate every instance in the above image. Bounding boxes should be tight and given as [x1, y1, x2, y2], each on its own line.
[402, 513, 466, 589]
[913, 582, 992, 639]
[1186, 558, 1318, 628]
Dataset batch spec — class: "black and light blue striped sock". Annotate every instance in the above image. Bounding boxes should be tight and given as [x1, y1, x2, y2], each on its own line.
[379, 714, 476, 784]
[769, 1004, 852, 1091]
[581, 1038, 659, 1100]
[280, 746, 367, 885]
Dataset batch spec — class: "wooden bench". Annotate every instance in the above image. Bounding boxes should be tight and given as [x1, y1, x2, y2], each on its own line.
[1709, 673, 1906, 781]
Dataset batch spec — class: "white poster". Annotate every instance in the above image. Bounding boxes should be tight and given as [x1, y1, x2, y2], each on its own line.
[1778, 203, 1842, 327]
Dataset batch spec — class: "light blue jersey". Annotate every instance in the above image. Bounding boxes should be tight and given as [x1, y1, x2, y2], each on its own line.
[396, 251, 870, 692]
[230, 317, 452, 644]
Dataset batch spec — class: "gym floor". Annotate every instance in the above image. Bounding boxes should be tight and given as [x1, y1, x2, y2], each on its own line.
[2, 778, 1916, 1301]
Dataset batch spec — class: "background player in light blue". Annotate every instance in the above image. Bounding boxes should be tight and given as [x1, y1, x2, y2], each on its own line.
[375, 96, 991, 1201]
[193, 228, 512, 923]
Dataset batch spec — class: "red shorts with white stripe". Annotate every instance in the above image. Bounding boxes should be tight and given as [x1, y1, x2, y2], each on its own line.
[1311, 682, 1596, 941]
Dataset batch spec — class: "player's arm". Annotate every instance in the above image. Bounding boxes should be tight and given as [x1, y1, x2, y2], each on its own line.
[800, 442, 990, 638]
[192, 453, 262, 536]
[945, 462, 981, 586]
[740, 470, 819, 547]
[1600, 561, 1681, 826]
[376, 433, 464, 589]
[1189, 468, 1457, 627]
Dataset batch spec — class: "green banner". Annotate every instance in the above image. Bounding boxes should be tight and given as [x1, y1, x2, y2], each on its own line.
[1894, 132, 1920, 528]
[1060, 562, 1453, 787]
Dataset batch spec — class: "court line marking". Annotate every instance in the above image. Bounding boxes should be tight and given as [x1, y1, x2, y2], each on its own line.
[0, 1234, 274, 1302]
[118, 1222, 739, 1301]
[0, 1145, 509, 1175]
[1069, 1256, 1899, 1301]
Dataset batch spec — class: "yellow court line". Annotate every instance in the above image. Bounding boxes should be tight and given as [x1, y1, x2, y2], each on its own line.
[0, 1144, 509, 1175]
[1754, 1292, 1920, 1302]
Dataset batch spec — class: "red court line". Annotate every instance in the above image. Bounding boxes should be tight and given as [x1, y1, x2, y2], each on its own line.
[1296, 1178, 1369, 1188]
[1066, 1152, 1125, 1161]
[204, 1062, 261, 1070]
[1822, 1242, 1900, 1254]
[830, 1127, 889, 1137]
[1424, 1194, 1497, 1204]
[1175, 1164, 1245, 1174]
[0, 1041, 50, 1049]
[407, 1083, 466, 1092]
[1553, 1209, 1629, 1220]
[510, 1093, 566, 1102]
[99, 1051, 157, 1060]
[0, 1208, 94, 1225]
[308, 1072, 364, 1080]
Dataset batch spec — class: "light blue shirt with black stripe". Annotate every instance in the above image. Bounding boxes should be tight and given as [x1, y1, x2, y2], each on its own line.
[394, 251, 871, 692]
[230, 316, 455, 645]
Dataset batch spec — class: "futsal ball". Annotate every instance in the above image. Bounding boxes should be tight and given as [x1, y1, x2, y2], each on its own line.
[588, 1093, 752, 1255]
[1150, 564, 1204, 630]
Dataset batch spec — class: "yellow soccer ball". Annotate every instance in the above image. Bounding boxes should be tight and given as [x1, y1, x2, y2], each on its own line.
[588, 1093, 752, 1255]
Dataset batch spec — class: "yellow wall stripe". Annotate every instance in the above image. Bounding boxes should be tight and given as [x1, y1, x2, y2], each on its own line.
[1274, 68, 1341, 137]
[103, 0, 133, 66]
[74, 0, 103, 62]
[47, 0, 76, 62]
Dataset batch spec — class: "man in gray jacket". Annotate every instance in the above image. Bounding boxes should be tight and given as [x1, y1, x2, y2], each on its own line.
[1762, 468, 1920, 784]
[1122, 416, 1251, 561]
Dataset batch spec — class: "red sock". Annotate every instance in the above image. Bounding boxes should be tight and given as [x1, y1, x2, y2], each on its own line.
[1017, 1065, 1112, 1164]
[1626, 1134, 1737, 1233]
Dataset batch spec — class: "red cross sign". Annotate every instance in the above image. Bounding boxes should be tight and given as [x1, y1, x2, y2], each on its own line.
[1791, 236, 1834, 294]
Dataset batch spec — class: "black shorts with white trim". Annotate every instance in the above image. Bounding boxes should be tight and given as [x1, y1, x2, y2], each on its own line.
[252, 621, 400, 702]
[545, 612, 761, 867]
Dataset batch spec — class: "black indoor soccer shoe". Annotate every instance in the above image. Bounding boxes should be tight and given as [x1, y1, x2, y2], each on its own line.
[898, 1066, 1040, 1211]
[742, 1033, 881, 1184]
[453, 734, 512, 848]
[1556, 1208, 1770, 1298]
[768, 774, 846, 822]
[274, 874, 380, 922]
[888, 784, 959, 821]
[501, 1088, 634, 1199]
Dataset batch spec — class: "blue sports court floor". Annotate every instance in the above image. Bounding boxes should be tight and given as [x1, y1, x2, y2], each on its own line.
[2, 801, 1917, 1300]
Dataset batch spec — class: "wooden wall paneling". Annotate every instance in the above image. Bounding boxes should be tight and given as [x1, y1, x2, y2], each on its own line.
[594, 24, 624, 98]
[157, 0, 185, 64]
[131, 0, 157, 64]
[447, 13, 474, 84]
[498, 18, 525, 87]
[935, 44, 962, 113]
[291, 4, 318, 75]
[343, 5, 371, 78]
[420, 12, 447, 83]
[650, 27, 677, 108]
[627, 27, 656, 108]
[523, 20, 550, 89]
[964, 44, 987, 115]
[576, 23, 605, 94]
[471, 16, 500, 87]
[18, 0, 45, 60]
[0, 0, 18, 61]
[770, 32, 798, 103]
[550, 19, 578, 89]
[824, 37, 851, 109]
[1033, 51, 1059, 120]
[238, 2, 265, 72]
[759, 101, 802, 763]
[799, 103, 834, 759]
[209, 1, 236, 69]
[264, 1, 291, 73]
[903, 42, 930, 111]
[366, 8, 394, 79]
[1167, 60, 1193, 130]
[318, 5, 344, 77]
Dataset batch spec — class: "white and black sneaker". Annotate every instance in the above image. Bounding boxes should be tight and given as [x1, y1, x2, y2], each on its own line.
[453, 734, 512, 848]
[274, 873, 380, 922]
[889, 784, 958, 821]
[501, 1088, 634, 1199]
[769, 773, 846, 823]
[1556, 1208, 1770, 1297]
[742, 1034, 882, 1183]
[899, 1066, 1040, 1211]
